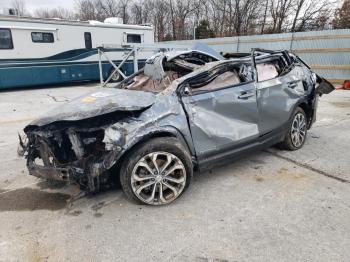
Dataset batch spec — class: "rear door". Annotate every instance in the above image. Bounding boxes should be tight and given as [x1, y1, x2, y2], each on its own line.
[181, 63, 259, 161]
[253, 50, 305, 135]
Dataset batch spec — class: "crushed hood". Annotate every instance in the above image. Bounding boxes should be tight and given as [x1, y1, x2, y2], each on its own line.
[27, 88, 156, 127]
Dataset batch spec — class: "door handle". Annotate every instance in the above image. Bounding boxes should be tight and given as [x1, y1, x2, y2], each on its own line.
[287, 81, 298, 89]
[238, 91, 254, 99]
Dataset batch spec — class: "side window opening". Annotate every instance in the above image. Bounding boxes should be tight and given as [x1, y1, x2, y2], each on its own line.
[189, 63, 252, 93]
[256, 63, 279, 82]
[84, 32, 92, 49]
[256, 56, 290, 82]
[127, 34, 141, 43]
[31, 32, 54, 43]
[0, 28, 13, 49]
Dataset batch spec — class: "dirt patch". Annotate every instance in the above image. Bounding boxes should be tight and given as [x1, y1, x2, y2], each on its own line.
[329, 101, 350, 108]
[0, 188, 70, 211]
[276, 167, 305, 180]
[254, 175, 264, 182]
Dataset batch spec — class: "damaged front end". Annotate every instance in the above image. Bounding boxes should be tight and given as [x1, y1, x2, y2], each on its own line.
[19, 88, 156, 192]
[20, 117, 126, 191]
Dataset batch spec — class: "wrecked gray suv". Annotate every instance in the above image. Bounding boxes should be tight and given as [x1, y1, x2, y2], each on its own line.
[19, 47, 334, 205]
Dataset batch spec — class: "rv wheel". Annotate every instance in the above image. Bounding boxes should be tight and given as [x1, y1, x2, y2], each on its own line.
[108, 68, 123, 82]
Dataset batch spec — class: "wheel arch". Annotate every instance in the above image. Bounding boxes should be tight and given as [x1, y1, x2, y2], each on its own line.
[113, 127, 196, 175]
[297, 100, 314, 129]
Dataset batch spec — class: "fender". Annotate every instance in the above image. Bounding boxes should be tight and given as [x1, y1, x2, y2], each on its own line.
[114, 125, 197, 167]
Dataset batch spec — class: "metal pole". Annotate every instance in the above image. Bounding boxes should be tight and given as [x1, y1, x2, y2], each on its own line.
[98, 48, 104, 86]
[290, 32, 295, 51]
[133, 47, 138, 73]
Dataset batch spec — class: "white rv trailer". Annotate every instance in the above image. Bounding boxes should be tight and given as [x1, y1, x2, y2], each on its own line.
[0, 15, 154, 89]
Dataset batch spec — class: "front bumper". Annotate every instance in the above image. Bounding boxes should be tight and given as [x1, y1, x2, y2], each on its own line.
[27, 162, 83, 182]
[18, 130, 121, 191]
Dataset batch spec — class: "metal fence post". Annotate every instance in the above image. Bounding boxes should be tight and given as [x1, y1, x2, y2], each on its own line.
[289, 32, 295, 51]
[133, 47, 138, 73]
[98, 48, 104, 86]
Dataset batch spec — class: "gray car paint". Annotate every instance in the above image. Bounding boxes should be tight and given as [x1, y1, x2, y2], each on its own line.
[255, 67, 305, 135]
[27, 88, 156, 127]
[182, 80, 259, 161]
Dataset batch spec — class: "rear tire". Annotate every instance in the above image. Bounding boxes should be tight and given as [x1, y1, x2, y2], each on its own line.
[119, 137, 193, 205]
[279, 107, 307, 151]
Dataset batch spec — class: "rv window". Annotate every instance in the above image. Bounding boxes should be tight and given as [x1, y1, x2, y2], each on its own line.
[31, 32, 54, 43]
[0, 29, 13, 49]
[127, 34, 141, 43]
[84, 32, 92, 49]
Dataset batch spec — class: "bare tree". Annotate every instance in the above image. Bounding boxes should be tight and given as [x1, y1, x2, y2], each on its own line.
[95, 0, 119, 18]
[118, 0, 130, 24]
[75, 0, 99, 20]
[291, 0, 332, 32]
[28, 0, 340, 41]
[33, 7, 76, 19]
[11, 0, 27, 16]
[260, 0, 269, 33]
[270, 0, 294, 33]
[333, 0, 350, 29]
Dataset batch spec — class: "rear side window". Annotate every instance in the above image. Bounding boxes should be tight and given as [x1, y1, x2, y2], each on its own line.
[189, 64, 252, 94]
[0, 28, 14, 49]
[31, 32, 54, 43]
[256, 56, 290, 82]
[127, 34, 141, 43]
[256, 63, 279, 82]
[84, 32, 92, 49]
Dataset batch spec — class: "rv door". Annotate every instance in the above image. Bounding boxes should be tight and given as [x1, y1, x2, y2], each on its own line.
[84, 32, 92, 49]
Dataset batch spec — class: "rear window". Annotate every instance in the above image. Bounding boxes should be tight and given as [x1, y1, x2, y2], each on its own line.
[127, 34, 141, 43]
[0, 28, 13, 49]
[31, 32, 54, 43]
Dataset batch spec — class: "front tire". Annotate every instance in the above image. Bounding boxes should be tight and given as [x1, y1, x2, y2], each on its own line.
[279, 107, 308, 150]
[119, 137, 193, 205]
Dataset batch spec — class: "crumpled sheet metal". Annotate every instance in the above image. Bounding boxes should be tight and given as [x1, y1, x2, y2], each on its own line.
[27, 88, 156, 127]
[103, 92, 196, 160]
[182, 82, 259, 158]
[144, 53, 166, 84]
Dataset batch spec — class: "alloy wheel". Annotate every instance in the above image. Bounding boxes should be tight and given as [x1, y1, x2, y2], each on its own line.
[131, 151, 186, 205]
[290, 112, 307, 148]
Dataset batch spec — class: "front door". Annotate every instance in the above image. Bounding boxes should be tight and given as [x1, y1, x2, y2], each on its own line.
[181, 73, 259, 162]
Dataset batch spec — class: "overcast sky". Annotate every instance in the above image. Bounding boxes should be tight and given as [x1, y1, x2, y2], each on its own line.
[2, 0, 74, 13]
